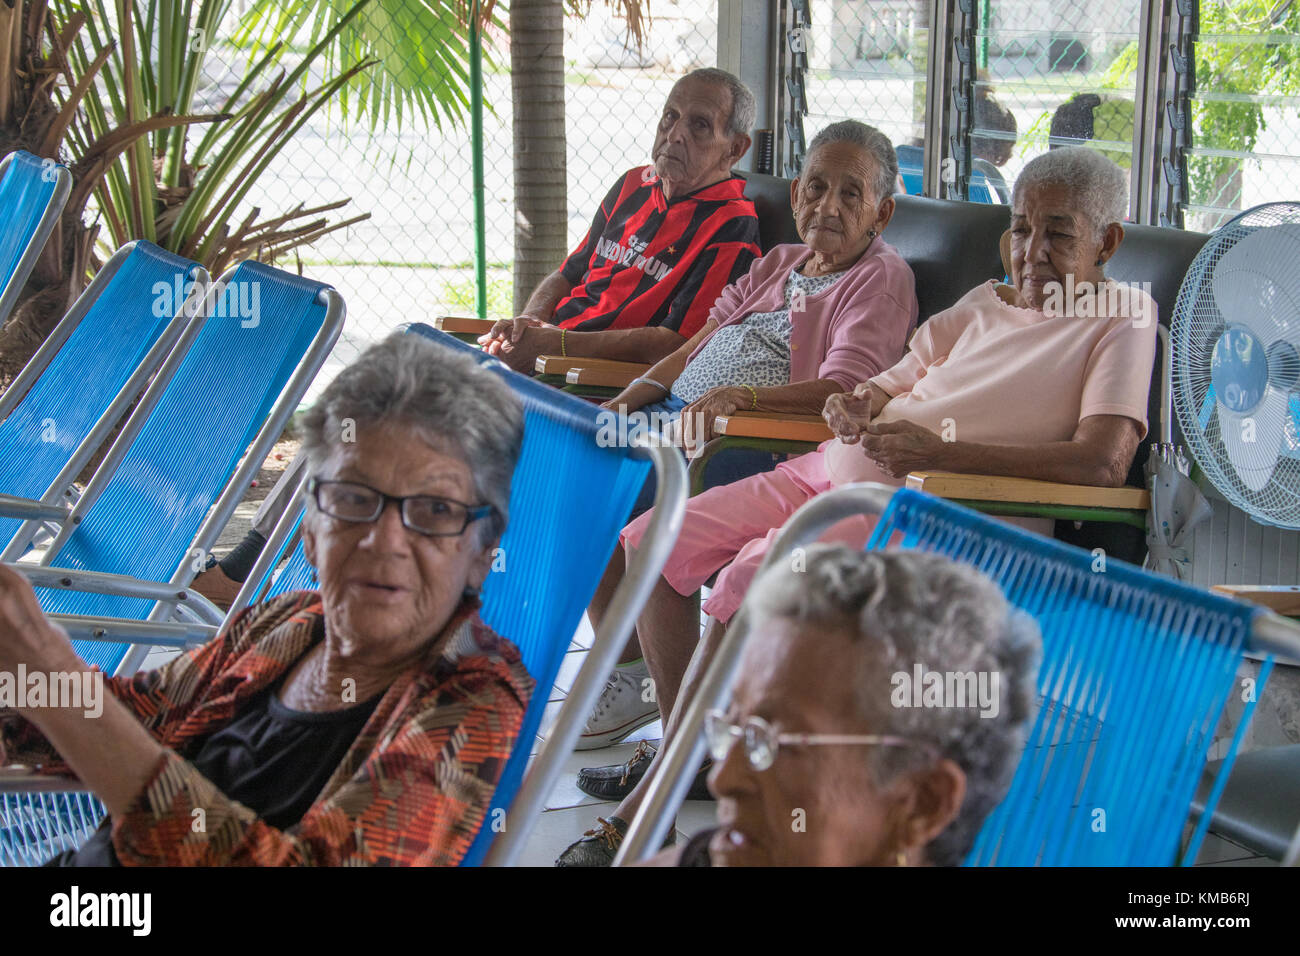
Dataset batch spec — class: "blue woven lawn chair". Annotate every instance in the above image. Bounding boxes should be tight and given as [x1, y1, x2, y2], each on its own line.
[0, 324, 686, 867]
[0, 151, 71, 326]
[0, 242, 208, 557]
[620, 484, 1300, 866]
[3, 262, 344, 679]
[190, 324, 688, 866]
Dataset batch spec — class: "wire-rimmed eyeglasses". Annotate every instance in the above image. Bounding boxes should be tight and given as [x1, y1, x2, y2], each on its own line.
[704, 709, 938, 772]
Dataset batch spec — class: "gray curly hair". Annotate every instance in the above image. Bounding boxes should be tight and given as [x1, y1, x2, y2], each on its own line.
[300, 333, 524, 546]
[741, 545, 1041, 867]
[1011, 145, 1128, 240]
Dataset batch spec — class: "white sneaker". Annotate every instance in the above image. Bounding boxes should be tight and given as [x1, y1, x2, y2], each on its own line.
[575, 660, 661, 750]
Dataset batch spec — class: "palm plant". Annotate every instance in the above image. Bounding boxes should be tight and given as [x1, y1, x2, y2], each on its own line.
[0, 0, 384, 380]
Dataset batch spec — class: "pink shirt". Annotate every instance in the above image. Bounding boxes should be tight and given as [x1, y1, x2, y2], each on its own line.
[687, 240, 918, 391]
[822, 278, 1158, 501]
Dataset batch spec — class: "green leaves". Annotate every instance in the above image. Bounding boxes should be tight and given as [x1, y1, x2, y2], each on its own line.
[1190, 0, 1300, 215]
[47, 0, 378, 276]
[234, 0, 503, 133]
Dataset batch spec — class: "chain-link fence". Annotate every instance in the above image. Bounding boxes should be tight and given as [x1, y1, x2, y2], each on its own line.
[795, 1, 1300, 231]
[168, 2, 716, 401]
[797, 1, 929, 175]
[1186, 1, 1300, 232]
[970, 0, 1141, 198]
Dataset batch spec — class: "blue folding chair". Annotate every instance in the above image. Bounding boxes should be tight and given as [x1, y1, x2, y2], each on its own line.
[207, 324, 689, 866]
[3, 262, 344, 678]
[0, 242, 208, 557]
[0, 324, 686, 866]
[1, 266, 343, 866]
[0, 151, 71, 326]
[622, 484, 1300, 866]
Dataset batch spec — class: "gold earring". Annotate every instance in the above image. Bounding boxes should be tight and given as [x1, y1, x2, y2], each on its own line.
[895, 848, 908, 867]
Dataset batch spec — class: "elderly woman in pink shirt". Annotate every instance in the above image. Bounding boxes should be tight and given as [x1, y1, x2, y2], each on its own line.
[560, 146, 1157, 866]
[574, 121, 917, 760]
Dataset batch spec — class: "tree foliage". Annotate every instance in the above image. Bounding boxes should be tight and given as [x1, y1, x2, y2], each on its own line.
[1190, 0, 1300, 211]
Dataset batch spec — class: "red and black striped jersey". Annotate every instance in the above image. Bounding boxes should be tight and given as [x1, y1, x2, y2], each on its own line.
[554, 167, 761, 338]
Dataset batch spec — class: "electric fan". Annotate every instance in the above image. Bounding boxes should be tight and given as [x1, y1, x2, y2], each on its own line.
[1170, 202, 1300, 529]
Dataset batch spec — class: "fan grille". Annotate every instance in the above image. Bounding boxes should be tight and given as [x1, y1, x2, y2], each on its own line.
[1170, 201, 1300, 529]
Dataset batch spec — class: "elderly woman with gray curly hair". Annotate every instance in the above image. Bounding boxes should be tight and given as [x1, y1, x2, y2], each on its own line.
[658, 545, 1041, 867]
[0, 333, 534, 866]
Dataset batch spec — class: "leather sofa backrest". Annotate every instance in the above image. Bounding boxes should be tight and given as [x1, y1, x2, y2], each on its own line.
[885, 194, 1008, 321]
[738, 171, 801, 251]
[740, 172, 1008, 321]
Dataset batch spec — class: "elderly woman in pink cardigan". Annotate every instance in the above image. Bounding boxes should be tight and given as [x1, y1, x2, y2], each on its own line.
[570, 121, 917, 770]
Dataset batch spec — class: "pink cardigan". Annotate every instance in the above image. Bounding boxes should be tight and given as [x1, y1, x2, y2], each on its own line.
[687, 239, 918, 391]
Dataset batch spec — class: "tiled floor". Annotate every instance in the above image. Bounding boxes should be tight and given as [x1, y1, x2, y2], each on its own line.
[517, 613, 718, 867]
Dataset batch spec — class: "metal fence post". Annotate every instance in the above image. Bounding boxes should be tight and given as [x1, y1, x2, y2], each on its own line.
[471, 0, 488, 319]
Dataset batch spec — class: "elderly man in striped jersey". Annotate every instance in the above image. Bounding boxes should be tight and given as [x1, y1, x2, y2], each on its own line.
[479, 68, 763, 372]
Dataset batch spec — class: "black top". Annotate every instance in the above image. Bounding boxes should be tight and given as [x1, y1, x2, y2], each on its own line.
[48, 677, 381, 866]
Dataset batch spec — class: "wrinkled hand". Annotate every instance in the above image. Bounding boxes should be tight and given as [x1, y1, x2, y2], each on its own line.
[0, 564, 81, 693]
[478, 324, 558, 374]
[680, 386, 748, 457]
[859, 419, 948, 479]
[477, 314, 549, 353]
[823, 383, 875, 443]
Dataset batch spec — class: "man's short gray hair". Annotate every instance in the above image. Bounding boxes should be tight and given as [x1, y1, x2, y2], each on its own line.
[300, 333, 524, 546]
[742, 545, 1041, 867]
[807, 120, 898, 200]
[1011, 146, 1128, 239]
[680, 67, 755, 139]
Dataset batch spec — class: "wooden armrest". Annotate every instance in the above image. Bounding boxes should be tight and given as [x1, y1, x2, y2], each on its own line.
[905, 471, 1151, 510]
[565, 364, 649, 388]
[432, 315, 497, 334]
[713, 412, 833, 443]
[534, 354, 650, 378]
[1212, 585, 1300, 617]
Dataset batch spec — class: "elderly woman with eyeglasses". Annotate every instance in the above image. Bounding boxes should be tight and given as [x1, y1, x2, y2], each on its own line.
[652, 545, 1040, 867]
[0, 334, 533, 866]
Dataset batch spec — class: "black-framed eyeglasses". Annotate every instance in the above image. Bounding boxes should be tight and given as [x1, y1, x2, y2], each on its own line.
[703, 709, 937, 772]
[309, 478, 495, 538]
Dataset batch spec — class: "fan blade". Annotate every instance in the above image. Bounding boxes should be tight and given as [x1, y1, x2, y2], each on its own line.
[1216, 388, 1289, 491]
[1212, 223, 1300, 347]
[1197, 384, 1216, 432]
[1284, 392, 1300, 462]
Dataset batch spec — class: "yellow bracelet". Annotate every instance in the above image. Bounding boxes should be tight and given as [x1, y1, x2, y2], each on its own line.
[560, 328, 567, 358]
[742, 384, 758, 410]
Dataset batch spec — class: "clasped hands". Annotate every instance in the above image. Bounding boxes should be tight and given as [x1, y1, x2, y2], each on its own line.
[823, 383, 948, 479]
[477, 315, 555, 374]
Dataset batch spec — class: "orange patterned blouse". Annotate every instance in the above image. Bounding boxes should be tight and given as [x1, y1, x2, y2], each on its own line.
[1, 591, 534, 866]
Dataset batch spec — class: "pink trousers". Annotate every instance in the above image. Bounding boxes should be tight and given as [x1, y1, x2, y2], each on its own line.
[620, 448, 883, 623]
